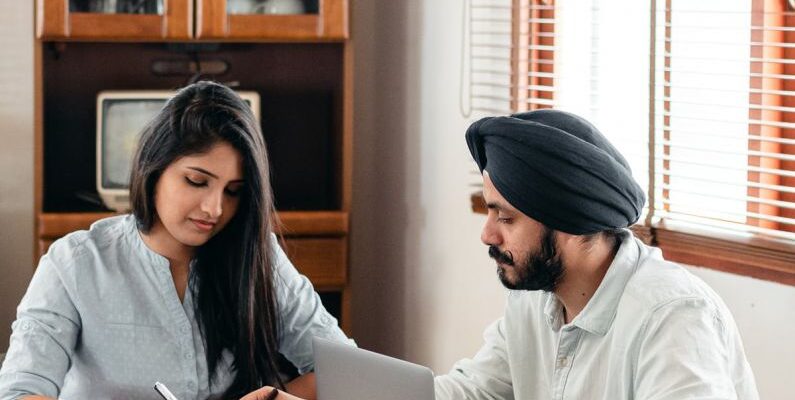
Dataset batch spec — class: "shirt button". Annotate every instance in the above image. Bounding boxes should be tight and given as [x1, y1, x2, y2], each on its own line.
[556, 357, 569, 368]
[185, 352, 193, 359]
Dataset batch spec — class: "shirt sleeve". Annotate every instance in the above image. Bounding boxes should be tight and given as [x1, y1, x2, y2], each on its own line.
[434, 318, 514, 400]
[0, 250, 81, 400]
[634, 297, 752, 400]
[269, 235, 355, 375]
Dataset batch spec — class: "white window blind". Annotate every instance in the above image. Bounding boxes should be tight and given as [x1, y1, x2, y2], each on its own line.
[466, 0, 795, 247]
[467, 0, 556, 116]
[652, 0, 795, 242]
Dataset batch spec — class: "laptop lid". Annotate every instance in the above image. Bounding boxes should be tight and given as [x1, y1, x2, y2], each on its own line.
[314, 337, 435, 400]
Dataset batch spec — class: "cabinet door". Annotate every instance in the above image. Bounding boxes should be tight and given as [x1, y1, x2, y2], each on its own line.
[196, 0, 348, 40]
[36, 0, 192, 40]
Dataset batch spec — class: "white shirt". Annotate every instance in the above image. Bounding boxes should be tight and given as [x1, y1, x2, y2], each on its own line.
[435, 232, 758, 400]
[0, 215, 354, 400]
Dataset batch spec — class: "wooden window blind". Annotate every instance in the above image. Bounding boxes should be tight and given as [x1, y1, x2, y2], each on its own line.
[467, 0, 795, 285]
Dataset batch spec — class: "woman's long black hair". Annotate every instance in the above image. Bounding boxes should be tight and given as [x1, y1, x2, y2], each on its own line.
[129, 81, 283, 397]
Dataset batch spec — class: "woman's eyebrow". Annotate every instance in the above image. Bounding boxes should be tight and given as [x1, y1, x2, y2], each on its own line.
[187, 166, 244, 183]
[187, 166, 218, 179]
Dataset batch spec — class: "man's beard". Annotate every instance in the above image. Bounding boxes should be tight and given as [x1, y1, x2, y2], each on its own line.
[488, 227, 564, 292]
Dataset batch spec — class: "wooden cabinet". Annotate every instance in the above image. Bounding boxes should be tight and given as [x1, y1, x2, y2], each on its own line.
[37, 0, 348, 41]
[36, 0, 192, 40]
[34, 1, 353, 331]
[196, 0, 347, 40]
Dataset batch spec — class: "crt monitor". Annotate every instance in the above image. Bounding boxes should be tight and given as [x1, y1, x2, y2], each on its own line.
[96, 90, 261, 212]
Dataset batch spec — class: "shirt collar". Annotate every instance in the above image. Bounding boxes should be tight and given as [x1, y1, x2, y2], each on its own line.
[124, 214, 170, 268]
[542, 230, 641, 335]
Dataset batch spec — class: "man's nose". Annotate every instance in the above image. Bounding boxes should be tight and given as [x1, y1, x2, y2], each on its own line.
[481, 218, 501, 246]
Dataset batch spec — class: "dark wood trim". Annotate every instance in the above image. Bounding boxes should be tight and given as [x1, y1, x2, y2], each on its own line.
[653, 222, 795, 285]
[471, 191, 795, 286]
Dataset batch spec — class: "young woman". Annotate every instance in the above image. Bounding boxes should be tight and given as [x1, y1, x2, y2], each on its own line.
[0, 81, 352, 400]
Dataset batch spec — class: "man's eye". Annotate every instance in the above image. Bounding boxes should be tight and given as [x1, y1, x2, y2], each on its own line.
[497, 217, 512, 224]
[185, 177, 207, 187]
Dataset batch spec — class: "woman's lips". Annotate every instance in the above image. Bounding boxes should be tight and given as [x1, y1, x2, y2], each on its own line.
[190, 218, 216, 231]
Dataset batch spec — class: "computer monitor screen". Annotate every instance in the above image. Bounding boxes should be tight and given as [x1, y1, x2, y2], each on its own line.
[101, 98, 165, 189]
[96, 90, 261, 212]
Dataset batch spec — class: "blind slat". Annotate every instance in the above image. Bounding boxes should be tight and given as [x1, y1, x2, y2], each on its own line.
[658, 185, 795, 210]
[657, 171, 795, 195]
[657, 127, 795, 146]
[656, 142, 795, 163]
[659, 156, 795, 179]
[659, 200, 795, 226]
[656, 98, 795, 115]
[656, 211, 795, 241]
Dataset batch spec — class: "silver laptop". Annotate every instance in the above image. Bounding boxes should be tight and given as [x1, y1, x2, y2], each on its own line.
[314, 336, 435, 400]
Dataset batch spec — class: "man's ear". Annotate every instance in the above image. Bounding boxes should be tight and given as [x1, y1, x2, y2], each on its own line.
[555, 231, 578, 247]
[554, 231, 587, 257]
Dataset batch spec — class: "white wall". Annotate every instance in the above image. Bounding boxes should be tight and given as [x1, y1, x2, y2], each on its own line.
[685, 266, 795, 399]
[349, 0, 507, 371]
[349, 1, 795, 400]
[0, 1, 34, 352]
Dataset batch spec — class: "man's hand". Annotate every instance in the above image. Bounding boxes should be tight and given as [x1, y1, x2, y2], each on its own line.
[240, 386, 306, 400]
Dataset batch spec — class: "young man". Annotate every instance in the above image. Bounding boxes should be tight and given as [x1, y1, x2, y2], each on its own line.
[434, 110, 759, 399]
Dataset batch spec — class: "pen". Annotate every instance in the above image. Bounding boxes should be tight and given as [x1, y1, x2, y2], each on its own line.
[154, 381, 180, 400]
[263, 388, 279, 400]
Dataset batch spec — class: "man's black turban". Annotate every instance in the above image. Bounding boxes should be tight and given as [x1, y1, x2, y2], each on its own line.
[466, 109, 646, 235]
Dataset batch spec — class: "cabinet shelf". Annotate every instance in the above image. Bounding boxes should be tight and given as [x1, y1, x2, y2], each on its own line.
[38, 210, 349, 240]
[36, 211, 349, 289]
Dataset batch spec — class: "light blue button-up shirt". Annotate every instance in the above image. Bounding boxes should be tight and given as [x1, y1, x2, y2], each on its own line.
[435, 231, 759, 400]
[0, 215, 353, 400]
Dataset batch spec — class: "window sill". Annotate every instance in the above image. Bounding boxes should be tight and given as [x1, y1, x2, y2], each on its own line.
[470, 192, 795, 286]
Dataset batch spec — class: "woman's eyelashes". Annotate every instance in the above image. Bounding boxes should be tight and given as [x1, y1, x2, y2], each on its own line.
[185, 176, 207, 187]
[224, 186, 242, 197]
[186, 176, 242, 197]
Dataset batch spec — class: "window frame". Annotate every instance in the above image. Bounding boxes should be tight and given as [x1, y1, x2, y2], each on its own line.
[470, 0, 795, 286]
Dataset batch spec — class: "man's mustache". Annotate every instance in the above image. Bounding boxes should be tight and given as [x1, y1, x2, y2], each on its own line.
[488, 245, 514, 266]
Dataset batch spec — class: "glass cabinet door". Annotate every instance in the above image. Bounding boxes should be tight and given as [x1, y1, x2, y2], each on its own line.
[37, 0, 192, 40]
[196, 0, 347, 40]
[69, 0, 164, 13]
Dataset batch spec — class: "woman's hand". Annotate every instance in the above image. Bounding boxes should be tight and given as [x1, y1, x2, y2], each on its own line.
[240, 372, 316, 400]
[240, 386, 306, 400]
